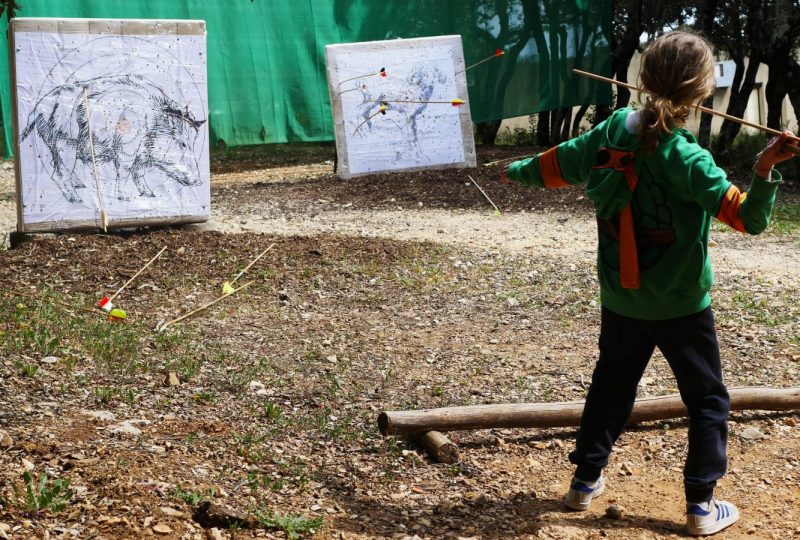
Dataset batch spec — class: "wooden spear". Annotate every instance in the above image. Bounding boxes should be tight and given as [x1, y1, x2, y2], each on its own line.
[483, 70, 800, 168]
[230, 243, 276, 285]
[378, 386, 800, 436]
[158, 280, 254, 331]
[109, 246, 167, 302]
[573, 68, 800, 141]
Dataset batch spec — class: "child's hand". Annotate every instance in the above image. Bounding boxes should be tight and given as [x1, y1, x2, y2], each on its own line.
[754, 131, 800, 178]
[499, 164, 510, 185]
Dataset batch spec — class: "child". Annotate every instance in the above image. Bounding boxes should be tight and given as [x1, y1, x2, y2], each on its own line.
[500, 30, 798, 536]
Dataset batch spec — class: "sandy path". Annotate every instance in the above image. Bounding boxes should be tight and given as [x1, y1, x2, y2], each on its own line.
[2, 164, 799, 283]
[194, 204, 800, 281]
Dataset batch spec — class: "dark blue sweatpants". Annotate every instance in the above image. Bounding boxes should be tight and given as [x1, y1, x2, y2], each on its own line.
[569, 306, 729, 503]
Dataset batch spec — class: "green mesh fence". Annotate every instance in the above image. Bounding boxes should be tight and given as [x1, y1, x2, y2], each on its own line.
[0, 0, 611, 157]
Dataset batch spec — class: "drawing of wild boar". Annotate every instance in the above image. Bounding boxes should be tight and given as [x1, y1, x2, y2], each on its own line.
[21, 73, 206, 203]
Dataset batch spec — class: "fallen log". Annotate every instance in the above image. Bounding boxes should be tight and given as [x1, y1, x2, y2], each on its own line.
[415, 431, 459, 464]
[378, 386, 800, 436]
[193, 501, 258, 529]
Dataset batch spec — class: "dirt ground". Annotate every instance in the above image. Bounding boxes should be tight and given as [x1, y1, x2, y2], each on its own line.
[0, 145, 799, 540]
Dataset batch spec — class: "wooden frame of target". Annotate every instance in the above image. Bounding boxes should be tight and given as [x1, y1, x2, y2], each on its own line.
[9, 18, 210, 233]
[326, 35, 476, 179]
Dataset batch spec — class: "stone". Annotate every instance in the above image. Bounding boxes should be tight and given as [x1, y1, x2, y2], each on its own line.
[0, 430, 12, 448]
[109, 421, 143, 437]
[152, 523, 172, 535]
[160, 506, 185, 517]
[82, 410, 116, 422]
[40, 356, 59, 364]
[605, 504, 624, 519]
[740, 427, 767, 440]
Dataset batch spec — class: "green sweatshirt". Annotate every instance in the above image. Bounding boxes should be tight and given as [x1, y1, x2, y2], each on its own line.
[506, 107, 781, 320]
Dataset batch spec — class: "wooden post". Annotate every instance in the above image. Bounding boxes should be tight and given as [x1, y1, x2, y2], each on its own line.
[414, 431, 459, 464]
[378, 387, 800, 436]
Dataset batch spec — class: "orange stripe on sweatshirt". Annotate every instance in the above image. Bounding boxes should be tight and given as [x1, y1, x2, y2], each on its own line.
[539, 146, 569, 188]
[717, 185, 748, 232]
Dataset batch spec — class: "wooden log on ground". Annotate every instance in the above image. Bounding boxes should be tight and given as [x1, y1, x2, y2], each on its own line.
[414, 430, 459, 463]
[378, 386, 800, 437]
[192, 501, 258, 529]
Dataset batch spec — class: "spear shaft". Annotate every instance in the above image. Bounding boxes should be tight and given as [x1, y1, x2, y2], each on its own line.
[573, 68, 799, 140]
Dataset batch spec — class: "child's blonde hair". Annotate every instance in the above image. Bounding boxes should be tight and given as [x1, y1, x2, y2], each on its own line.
[638, 31, 716, 153]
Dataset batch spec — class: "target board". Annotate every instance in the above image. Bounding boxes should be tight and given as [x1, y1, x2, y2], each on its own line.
[10, 18, 210, 233]
[326, 35, 476, 179]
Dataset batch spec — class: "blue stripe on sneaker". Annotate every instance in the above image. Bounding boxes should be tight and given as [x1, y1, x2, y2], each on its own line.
[570, 482, 594, 494]
[688, 504, 712, 516]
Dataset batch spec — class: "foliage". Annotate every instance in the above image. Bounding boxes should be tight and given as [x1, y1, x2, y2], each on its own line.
[255, 509, 323, 540]
[710, 129, 767, 170]
[9, 472, 73, 513]
[0, 0, 20, 20]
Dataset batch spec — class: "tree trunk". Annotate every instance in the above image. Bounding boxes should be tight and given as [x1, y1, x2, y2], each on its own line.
[716, 57, 760, 161]
[695, 0, 719, 147]
[475, 120, 503, 145]
[537, 110, 551, 147]
[378, 387, 800, 436]
[572, 104, 590, 137]
[698, 95, 714, 147]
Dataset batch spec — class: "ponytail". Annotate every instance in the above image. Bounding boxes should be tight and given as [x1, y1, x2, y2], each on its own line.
[637, 31, 715, 154]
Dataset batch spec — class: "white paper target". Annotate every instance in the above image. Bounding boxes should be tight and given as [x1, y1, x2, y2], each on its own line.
[326, 35, 476, 179]
[11, 18, 210, 232]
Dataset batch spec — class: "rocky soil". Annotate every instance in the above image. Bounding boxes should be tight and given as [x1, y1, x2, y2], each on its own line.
[0, 145, 798, 539]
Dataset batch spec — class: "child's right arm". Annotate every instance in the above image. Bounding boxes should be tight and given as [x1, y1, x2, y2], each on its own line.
[502, 119, 611, 189]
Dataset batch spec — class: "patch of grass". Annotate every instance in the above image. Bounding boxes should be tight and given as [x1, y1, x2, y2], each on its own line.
[771, 202, 800, 236]
[255, 510, 323, 540]
[726, 291, 792, 326]
[193, 390, 216, 404]
[93, 386, 116, 404]
[172, 485, 203, 506]
[16, 361, 38, 378]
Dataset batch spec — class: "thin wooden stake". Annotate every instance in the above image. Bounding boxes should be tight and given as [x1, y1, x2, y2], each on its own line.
[109, 246, 167, 302]
[159, 281, 254, 331]
[573, 68, 800, 141]
[83, 86, 108, 231]
[483, 154, 533, 167]
[467, 174, 501, 214]
[231, 243, 276, 285]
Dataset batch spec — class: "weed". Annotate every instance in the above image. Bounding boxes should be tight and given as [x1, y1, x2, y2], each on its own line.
[10, 472, 73, 513]
[173, 485, 203, 506]
[18, 362, 38, 378]
[255, 509, 323, 539]
[121, 388, 139, 406]
[447, 463, 465, 477]
[263, 401, 282, 420]
[93, 386, 116, 404]
[194, 390, 216, 404]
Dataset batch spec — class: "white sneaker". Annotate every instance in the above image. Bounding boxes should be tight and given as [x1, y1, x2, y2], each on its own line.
[563, 475, 605, 511]
[686, 499, 740, 536]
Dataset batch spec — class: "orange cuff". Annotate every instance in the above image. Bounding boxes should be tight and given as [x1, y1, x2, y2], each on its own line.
[539, 146, 569, 188]
[717, 185, 748, 232]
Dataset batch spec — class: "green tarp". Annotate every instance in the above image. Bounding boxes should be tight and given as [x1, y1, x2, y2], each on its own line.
[0, 0, 611, 157]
